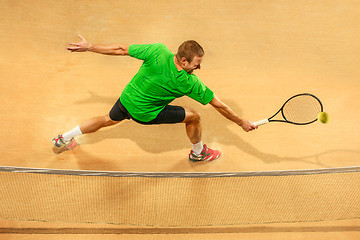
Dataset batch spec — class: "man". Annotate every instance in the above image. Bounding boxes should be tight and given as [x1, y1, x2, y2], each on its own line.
[52, 35, 257, 162]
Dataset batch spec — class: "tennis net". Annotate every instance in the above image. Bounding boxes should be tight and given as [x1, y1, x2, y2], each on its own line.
[0, 166, 359, 226]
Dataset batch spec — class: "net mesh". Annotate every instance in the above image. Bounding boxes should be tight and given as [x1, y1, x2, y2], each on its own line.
[0, 166, 359, 227]
[282, 94, 322, 124]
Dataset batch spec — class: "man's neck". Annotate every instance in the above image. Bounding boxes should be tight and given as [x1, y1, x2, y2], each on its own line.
[173, 55, 183, 71]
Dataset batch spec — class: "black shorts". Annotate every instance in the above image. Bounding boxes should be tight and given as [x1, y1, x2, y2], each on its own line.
[109, 99, 186, 125]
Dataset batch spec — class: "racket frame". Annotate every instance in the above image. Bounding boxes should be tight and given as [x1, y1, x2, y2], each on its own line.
[253, 93, 323, 126]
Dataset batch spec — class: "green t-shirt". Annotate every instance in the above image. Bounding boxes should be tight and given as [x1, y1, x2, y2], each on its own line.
[120, 43, 214, 122]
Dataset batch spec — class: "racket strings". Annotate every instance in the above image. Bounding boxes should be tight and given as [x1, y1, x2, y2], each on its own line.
[282, 95, 322, 124]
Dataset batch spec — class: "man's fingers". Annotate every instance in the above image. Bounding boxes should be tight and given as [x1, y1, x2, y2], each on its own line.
[244, 124, 257, 132]
[78, 34, 85, 41]
[67, 35, 87, 52]
[68, 43, 80, 47]
[67, 47, 80, 51]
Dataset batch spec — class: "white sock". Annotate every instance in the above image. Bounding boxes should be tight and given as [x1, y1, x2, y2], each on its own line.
[192, 141, 203, 155]
[62, 126, 83, 141]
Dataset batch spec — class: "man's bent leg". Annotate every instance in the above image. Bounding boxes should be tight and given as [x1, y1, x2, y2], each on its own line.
[182, 108, 202, 144]
[183, 108, 221, 162]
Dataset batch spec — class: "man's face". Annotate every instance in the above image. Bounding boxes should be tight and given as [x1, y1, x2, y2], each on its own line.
[182, 56, 202, 74]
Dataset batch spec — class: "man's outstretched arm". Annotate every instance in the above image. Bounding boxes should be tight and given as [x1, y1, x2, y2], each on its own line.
[67, 34, 129, 56]
[210, 95, 257, 132]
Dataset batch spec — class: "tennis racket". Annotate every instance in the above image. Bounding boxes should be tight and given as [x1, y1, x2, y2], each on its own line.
[253, 93, 323, 127]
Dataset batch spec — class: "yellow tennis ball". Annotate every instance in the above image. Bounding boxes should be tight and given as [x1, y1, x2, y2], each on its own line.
[318, 112, 329, 124]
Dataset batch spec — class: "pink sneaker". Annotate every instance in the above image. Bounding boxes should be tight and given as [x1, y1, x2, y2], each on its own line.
[52, 135, 77, 153]
[189, 144, 221, 162]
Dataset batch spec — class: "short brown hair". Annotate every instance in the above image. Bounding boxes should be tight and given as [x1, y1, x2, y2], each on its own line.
[176, 40, 204, 63]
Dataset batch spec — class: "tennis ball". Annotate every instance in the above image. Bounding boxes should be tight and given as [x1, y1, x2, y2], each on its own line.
[318, 112, 329, 124]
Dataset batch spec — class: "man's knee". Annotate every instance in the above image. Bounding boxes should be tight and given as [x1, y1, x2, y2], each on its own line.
[105, 114, 121, 126]
[183, 109, 201, 124]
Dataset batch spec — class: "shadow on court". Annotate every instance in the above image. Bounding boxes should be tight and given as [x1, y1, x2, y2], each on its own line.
[71, 91, 360, 167]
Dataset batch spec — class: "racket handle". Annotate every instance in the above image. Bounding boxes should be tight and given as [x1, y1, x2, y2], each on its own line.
[253, 119, 269, 127]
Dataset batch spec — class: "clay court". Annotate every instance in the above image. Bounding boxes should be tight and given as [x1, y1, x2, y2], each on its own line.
[0, 0, 359, 239]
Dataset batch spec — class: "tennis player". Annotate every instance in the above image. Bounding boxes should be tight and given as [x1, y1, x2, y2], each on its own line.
[52, 35, 257, 161]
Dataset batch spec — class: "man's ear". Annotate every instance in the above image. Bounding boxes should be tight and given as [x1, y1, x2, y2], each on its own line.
[180, 57, 188, 65]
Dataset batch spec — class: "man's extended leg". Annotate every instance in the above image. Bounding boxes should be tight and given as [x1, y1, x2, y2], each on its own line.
[78, 115, 120, 134]
[52, 98, 129, 153]
[183, 108, 221, 162]
[52, 114, 121, 152]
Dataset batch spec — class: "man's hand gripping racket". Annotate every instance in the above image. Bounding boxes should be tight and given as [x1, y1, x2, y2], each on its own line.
[253, 93, 323, 127]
